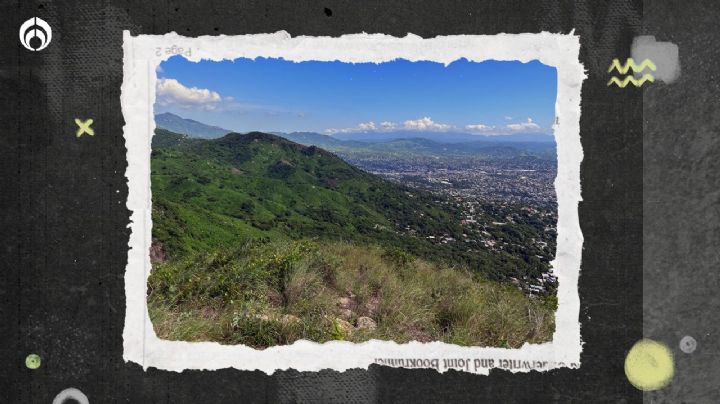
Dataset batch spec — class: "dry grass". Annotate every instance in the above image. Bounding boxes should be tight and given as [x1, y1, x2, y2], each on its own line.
[148, 240, 555, 349]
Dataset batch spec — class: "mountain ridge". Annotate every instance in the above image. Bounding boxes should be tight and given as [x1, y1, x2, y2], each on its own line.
[154, 113, 556, 157]
[155, 112, 232, 138]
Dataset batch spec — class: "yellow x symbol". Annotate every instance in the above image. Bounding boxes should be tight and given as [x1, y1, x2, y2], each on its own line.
[75, 118, 94, 137]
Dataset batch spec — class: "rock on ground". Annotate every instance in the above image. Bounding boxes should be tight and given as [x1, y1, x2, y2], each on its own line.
[280, 314, 301, 325]
[356, 316, 377, 331]
[339, 308, 353, 320]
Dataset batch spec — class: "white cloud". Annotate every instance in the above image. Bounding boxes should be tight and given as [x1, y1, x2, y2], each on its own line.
[156, 78, 289, 116]
[324, 121, 376, 134]
[156, 78, 222, 111]
[465, 123, 492, 132]
[402, 117, 451, 131]
[380, 121, 397, 130]
[506, 117, 541, 131]
[326, 116, 547, 136]
[325, 117, 454, 135]
[504, 116, 512, 121]
[358, 121, 377, 131]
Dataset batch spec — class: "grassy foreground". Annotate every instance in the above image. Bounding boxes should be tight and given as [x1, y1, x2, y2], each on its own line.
[148, 240, 556, 349]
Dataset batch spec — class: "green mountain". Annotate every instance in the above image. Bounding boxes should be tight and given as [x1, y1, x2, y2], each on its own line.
[151, 129, 549, 280]
[279, 132, 351, 149]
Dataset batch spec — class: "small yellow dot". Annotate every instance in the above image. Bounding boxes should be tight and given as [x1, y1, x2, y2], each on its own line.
[25, 353, 41, 370]
[625, 339, 674, 391]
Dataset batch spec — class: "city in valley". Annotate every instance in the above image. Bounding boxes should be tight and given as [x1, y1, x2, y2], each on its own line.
[341, 152, 559, 297]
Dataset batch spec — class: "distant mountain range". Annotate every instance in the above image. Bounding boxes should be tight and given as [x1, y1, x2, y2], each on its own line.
[154, 113, 556, 159]
[155, 112, 232, 138]
[281, 132, 555, 160]
[332, 130, 555, 144]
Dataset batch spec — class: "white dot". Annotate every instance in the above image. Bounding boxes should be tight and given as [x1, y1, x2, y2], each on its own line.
[679, 335, 697, 354]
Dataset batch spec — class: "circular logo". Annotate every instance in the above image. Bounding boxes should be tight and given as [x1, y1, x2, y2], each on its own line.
[19, 17, 52, 51]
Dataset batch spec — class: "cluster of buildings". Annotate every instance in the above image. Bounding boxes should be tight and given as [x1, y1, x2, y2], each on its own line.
[509, 268, 558, 296]
[347, 153, 559, 297]
[349, 155, 557, 209]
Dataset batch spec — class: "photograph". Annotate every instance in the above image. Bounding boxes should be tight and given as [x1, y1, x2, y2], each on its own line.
[146, 55, 560, 349]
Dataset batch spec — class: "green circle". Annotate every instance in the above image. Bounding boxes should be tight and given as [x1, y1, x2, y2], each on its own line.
[25, 353, 41, 369]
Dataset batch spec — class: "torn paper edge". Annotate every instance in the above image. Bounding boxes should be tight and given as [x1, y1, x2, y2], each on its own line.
[121, 31, 585, 375]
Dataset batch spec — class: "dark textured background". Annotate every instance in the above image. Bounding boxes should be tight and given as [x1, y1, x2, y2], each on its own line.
[3, 0, 701, 402]
[642, 1, 720, 403]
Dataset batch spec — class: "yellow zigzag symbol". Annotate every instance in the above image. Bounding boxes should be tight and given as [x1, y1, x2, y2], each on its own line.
[608, 58, 657, 74]
[607, 74, 655, 88]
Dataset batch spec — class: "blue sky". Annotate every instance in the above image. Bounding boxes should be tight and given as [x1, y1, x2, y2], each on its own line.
[156, 56, 557, 136]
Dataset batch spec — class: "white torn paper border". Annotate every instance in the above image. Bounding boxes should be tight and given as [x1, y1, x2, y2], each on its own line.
[122, 31, 585, 375]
